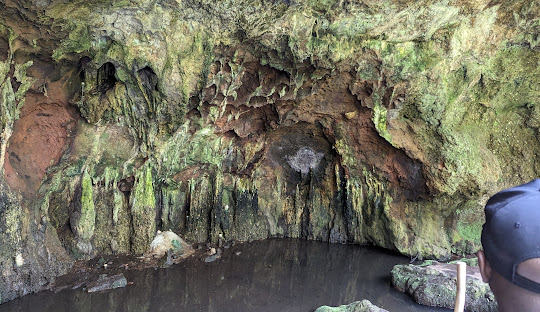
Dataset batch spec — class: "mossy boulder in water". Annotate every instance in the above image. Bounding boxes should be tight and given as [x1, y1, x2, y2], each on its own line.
[315, 300, 388, 312]
[391, 262, 496, 311]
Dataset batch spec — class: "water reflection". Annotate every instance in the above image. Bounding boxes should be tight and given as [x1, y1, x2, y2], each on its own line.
[0, 239, 450, 312]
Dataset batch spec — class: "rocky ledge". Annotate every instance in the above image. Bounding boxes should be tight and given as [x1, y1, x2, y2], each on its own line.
[391, 261, 496, 312]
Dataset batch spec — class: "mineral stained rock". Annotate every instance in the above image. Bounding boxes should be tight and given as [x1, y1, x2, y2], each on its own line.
[315, 300, 388, 312]
[0, 0, 539, 304]
[391, 262, 497, 312]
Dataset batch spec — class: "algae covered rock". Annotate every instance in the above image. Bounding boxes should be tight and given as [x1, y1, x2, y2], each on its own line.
[315, 300, 388, 312]
[69, 171, 97, 258]
[391, 262, 496, 312]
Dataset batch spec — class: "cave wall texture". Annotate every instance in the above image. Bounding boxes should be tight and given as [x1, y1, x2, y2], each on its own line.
[0, 0, 539, 303]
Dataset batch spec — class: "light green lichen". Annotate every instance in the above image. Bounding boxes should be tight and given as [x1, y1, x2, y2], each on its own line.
[130, 165, 157, 254]
[0, 78, 16, 128]
[372, 102, 391, 143]
[0, 24, 17, 131]
[13, 61, 35, 102]
[133, 167, 156, 212]
[75, 171, 96, 241]
[52, 23, 93, 61]
[158, 123, 231, 178]
[2, 196, 22, 246]
[112, 189, 123, 225]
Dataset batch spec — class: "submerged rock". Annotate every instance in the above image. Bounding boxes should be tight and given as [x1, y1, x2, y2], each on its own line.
[157, 249, 176, 268]
[85, 273, 127, 293]
[204, 248, 222, 263]
[315, 300, 388, 312]
[391, 262, 496, 312]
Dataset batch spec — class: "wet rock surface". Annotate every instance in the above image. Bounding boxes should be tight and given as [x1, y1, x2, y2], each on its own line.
[315, 300, 389, 312]
[391, 262, 496, 312]
[203, 247, 222, 263]
[50, 254, 148, 293]
[50, 236, 203, 293]
[85, 274, 127, 293]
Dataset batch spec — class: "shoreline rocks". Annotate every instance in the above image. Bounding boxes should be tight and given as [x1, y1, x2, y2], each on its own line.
[86, 273, 127, 293]
[315, 300, 388, 312]
[391, 262, 496, 312]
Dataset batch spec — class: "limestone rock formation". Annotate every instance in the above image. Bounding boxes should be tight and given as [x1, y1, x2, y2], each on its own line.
[0, 0, 538, 303]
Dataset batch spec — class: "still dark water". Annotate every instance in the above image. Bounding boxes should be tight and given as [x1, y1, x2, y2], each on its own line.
[0, 239, 450, 312]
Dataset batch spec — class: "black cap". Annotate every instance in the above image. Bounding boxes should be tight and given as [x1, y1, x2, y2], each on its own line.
[481, 179, 540, 293]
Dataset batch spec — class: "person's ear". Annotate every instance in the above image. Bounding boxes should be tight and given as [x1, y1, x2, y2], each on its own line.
[477, 250, 492, 283]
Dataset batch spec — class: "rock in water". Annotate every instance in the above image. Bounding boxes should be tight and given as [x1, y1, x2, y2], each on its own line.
[157, 249, 177, 268]
[146, 230, 193, 260]
[391, 262, 496, 312]
[204, 248, 222, 263]
[86, 274, 127, 293]
[315, 300, 388, 312]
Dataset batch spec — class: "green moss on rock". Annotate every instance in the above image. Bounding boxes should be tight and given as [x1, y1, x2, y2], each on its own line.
[52, 23, 93, 61]
[69, 171, 96, 258]
[130, 165, 157, 254]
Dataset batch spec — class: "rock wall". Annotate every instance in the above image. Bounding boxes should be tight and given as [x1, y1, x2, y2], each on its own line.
[0, 0, 538, 303]
[0, 20, 73, 303]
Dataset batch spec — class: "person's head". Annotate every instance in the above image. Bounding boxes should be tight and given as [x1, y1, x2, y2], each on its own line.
[478, 179, 540, 311]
